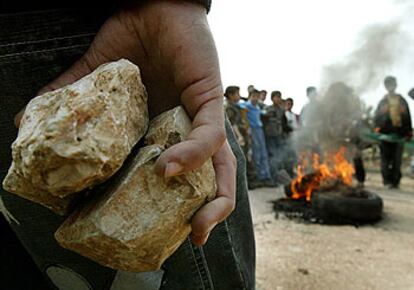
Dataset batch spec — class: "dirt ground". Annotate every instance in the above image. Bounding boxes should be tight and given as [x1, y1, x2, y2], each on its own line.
[249, 172, 414, 290]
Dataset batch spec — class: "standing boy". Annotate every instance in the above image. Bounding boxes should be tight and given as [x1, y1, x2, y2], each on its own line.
[241, 90, 273, 186]
[263, 91, 289, 180]
[375, 76, 412, 188]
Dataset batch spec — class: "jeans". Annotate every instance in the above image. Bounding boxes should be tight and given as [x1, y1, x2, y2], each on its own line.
[266, 136, 284, 179]
[0, 9, 255, 290]
[379, 141, 404, 186]
[250, 127, 271, 180]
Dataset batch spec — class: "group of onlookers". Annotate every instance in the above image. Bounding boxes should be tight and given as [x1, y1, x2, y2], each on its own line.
[225, 76, 414, 190]
[224, 86, 300, 188]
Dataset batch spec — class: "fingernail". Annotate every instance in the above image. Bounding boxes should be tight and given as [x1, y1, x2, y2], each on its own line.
[190, 232, 210, 246]
[164, 162, 184, 178]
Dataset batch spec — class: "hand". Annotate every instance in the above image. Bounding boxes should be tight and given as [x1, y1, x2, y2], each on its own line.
[190, 141, 236, 245]
[14, 1, 236, 246]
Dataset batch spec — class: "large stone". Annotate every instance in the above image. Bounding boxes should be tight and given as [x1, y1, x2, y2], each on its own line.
[2, 166, 77, 215]
[144, 105, 192, 148]
[2, 59, 148, 215]
[55, 106, 216, 272]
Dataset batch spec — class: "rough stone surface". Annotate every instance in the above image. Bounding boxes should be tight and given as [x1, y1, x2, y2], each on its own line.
[55, 106, 216, 272]
[144, 105, 192, 148]
[2, 59, 148, 214]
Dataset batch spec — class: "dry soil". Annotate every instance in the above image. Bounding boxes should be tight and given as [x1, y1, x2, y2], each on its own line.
[249, 173, 414, 290]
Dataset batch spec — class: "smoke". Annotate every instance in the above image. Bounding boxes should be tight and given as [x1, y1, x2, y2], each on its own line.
[321, 22, 407, 95]
[296, 16, 411, 154]
[393, 0, 414, 8]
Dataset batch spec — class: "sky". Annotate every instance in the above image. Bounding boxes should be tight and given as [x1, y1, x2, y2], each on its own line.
[208, 0, 414, 115]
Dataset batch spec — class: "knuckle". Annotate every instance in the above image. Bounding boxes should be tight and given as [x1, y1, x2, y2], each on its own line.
[79, 53, 96, 72]
[215, 127, 227, 145]
[227, 198, 236, 214]
[223, 196, 236, 215]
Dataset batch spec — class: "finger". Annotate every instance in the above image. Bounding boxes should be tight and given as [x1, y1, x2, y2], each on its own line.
[153, 9, 225, 176]
[191, 231, 210, 246]
[190, 141, 236, 246]
[155, 98, 226, 177]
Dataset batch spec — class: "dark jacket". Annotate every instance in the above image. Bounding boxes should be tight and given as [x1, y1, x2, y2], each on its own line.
[374, 94, 412, 137]
[409, 88, 414, 100]
[226, 102, 242, 127]
[263, 104, 290, 138]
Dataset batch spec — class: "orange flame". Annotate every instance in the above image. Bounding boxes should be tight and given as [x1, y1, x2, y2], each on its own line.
[290, 147, 355, 202]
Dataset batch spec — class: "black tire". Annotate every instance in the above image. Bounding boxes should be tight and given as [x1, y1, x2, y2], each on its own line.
[311, 191, 383, 223]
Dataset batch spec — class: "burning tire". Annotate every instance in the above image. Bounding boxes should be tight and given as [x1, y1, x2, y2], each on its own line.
[280, 184, 384, 225]
[311, 190, 383, 224]
[277, 147, 384, 225]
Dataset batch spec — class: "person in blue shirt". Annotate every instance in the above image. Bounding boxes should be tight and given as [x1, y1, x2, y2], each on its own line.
[241, 90, 273, 186]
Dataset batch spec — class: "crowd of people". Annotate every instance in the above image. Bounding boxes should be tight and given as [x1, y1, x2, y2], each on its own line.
[224, 85, 302, 189]
[225, 76, 414, 190]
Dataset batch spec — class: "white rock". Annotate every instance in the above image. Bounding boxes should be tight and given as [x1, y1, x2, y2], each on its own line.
[55, 107, 216, 271]
[2, 59, 148, 214]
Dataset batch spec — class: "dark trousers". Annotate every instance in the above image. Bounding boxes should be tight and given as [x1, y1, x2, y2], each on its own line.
[353, 156, 366, 183]
[251, 127, 271, 180]
[266, 136, 285, 180]
[379, 141, 404, 186]
[283, 137, 297, 178]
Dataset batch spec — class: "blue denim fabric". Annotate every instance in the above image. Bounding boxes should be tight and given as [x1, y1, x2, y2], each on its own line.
[0, 9, 255, 290]
[250, 127, 271, 180]
[266, 136, 284, 179]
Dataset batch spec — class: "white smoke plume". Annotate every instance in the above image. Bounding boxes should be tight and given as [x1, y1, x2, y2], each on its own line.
[297, 13, 412, 152]
[321, 22, 408, 95]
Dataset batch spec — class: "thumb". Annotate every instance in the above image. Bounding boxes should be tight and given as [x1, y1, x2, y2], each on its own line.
[14, 53, 100, 127]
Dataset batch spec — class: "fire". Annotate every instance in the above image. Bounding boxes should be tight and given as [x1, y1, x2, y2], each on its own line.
[290, 147, 355, 202]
